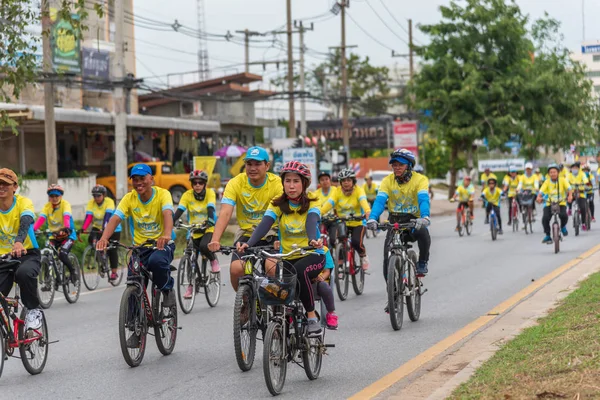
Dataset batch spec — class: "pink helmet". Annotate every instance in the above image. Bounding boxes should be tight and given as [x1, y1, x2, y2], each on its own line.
[280, 161, 311, 185]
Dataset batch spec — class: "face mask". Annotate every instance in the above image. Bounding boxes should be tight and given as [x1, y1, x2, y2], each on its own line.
[572, 169, 579, 175]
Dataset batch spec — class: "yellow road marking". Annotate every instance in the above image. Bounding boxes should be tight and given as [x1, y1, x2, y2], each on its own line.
[349, 243, 600, 400]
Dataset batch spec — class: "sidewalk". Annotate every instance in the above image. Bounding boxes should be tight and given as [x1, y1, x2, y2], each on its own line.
[373, 245, 600, 399]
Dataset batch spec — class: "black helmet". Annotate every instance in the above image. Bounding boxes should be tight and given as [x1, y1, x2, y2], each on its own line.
[487, 178, 497, 184]
[91, 185, 107, 196]
[317, 171, 331, 180]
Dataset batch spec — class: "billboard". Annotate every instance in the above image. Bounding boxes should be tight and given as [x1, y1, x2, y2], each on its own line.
[478, 158, 525, 172]
[306, 117, 390, 150]
[82, 48, 110, 91]
[51, 11, 81, 73]
[393, 120, 418, 156]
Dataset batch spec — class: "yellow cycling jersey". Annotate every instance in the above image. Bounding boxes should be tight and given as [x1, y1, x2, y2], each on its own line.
[222, 172, 283, 235]
[377, 172, 429, 217]
[480, 172, 498, 185]
[584, 172, 595, 194]
[568, 172, 589, 198]
[534, 173, 544, 184]
[115, 187, 175, 245]
[539, 177, 571, 206]
[40, 200, 76, 240]
[362, 183, 378, 200]
[264, 203, 323, 259]
[0, 195, 38, 255]
[502, 175, 522, 197]
[310, 186, 338, 208]
[518, 174, 540, 192]
[178, 188, 217, 238]
[455, 184, 475, 202]
[320, 185, 371, 227]
[481, 187, 502, 206]
[85, 197, 121, 232]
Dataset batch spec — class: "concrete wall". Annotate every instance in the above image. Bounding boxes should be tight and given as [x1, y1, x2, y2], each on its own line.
[19, 175, 97, 220]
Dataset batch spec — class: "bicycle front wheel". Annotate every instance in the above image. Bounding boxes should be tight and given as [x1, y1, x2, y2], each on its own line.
[118, 285, 147, 367]
[18, 308, 49, 375]
[574, 209, 580, 236]
[152, 290, 178, 356]
[62, 254, 81, 304]
[263, 321, 287, 396]
[465, 211, 472, 236]
[81, 246, 100, 291]
[490, 215, 498, 241]
[405, 250, 421, 322]
[37, 256, 55, 309]
[233, 284, 257, 372]
[203, 258, 221, 307]
[552, 222, 560, 254]
[177, 255, 196, 314]
[351, 250, 365, 295]
[334, 242, 349, 301]
[387, 254, 404, 331]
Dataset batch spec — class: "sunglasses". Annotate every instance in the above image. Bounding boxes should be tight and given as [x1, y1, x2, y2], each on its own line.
[192, 180, 206, 186]
[49, 194, 60, 198]
[93, 194, 103, 198]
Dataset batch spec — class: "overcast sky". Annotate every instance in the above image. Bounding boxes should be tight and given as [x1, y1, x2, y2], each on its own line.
[132, 0, 600, 89]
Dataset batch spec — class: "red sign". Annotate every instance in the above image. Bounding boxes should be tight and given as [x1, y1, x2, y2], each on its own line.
[393, 121, 419, 156]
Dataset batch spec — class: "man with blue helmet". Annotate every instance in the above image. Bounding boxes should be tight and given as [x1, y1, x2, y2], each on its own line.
[367, 148, 431, 285]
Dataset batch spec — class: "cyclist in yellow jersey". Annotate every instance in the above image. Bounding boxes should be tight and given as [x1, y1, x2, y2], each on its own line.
[320, 168, 371, 270]
[517, 162, 540, 222]
[452, 175, 475, 230]
[173, 170, 219, 299]
[239, 161, 333, 337]
[567, 162, 589, 226]
[311, 171, 338, 246]
[0, 168, 43, 332]
[208, 147, 283, 291]
[362, 175, 379, 207]
[480, 177, 504, 234]
[537, 163, 572, 243]
[502, 166, 522, 226]
[81, 185, 122, 280]
[583, 163, 596, 222]
[97, 164, 177, 320]
[480, 167, 498, 187]
[534, 167, 544, 184]
[34, 183, 79, 284]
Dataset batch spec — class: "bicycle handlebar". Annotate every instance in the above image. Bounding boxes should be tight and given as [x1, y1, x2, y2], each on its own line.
[176, 222, 210, 231]
[378, 221, 416, 231]
[107, 239, 174, 252]
[258, 246, 315, 260]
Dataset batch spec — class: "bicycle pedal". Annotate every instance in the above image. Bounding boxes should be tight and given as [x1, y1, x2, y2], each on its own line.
[363, 271, 371, 275]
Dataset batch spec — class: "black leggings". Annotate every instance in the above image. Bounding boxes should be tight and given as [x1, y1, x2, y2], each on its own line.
[192, 233, 216, 262]
[329, 224, 366, 257]
[51, 238, 76, 277]
[382, 228, 431, 282]
[542, 205, 568, 236]
[587, 194, 595, 218]
[89, 229, 121, 270]
[0, 250, 41, 309]
[291, 254, 325, 313]
[316, 280, 335, 312]
[568, 197, 588, 217]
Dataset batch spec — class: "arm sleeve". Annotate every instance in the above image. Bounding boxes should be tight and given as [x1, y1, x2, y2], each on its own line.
[15, 215, 34, 244]
[207, 189, 216, 225]
[246, 215, 276, 248]
[33, 216, 46, 231]
[418, 177, 431, 218]
[102, 210, 114, 229]
[370, 193, 388, 221]
[306, 208, 320, 242]
[173, 208, 185, 223]
[82, 214, 93, 231]
[207, 206, 216, 225]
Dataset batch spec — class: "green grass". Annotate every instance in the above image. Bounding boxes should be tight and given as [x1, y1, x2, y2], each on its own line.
[449, 271, 600, 399]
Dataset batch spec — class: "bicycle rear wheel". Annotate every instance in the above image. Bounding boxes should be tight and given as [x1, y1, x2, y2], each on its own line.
[62, 254, 81, 304]
[303, 333, 323, 380]
[233, 284, 257, 372]
[552, 222, 560, 254]
[334, 242, 349, 301]
[512, 209, 519, 232]
[263, 321, 287, 396]
[406, 250, 421, 322]
[203, 258, 221, 307]
[81, 246, 100, 291]
[387, 254, 404, 331]
[18, 308, 49, 375]
[37, 256, 55, 309]
[177, 255, 195, 314]
[574, 208, 580, 236]
[351, 250, 365, 295]
[465, 211, 472, 236]
[118, 285, 147, 367]
[109, 247, 127, 287]
[152, 290, 178, 356]
[528, 208, 534, 234]
[457, 212, 464, 237]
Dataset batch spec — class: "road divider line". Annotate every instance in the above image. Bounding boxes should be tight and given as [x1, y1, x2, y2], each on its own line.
[349, 242, 600, 400]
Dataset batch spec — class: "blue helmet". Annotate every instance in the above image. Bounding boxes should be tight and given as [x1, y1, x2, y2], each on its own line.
[547, 163, 560, 173]
[389, 148, 416, 167]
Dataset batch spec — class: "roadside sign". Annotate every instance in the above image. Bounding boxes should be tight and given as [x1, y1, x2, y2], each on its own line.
[478, 158, 525, 172]
[393, 121, 418, 156]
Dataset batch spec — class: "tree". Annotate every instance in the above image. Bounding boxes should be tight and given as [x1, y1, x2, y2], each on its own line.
[411, 0, 536, 197]
[0, 0, 100, 133]
[272, 50, 391, 117]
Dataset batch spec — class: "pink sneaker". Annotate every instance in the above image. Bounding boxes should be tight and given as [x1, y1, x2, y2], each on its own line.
[110, 272, 118, 281]
[326, 312, 338, 330]
[183, 284, 193, 299]
[210, 259, 220, 273]
[568, 209, 572, 216]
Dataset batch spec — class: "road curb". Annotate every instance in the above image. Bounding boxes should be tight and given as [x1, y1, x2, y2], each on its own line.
[349, 242, 600, 400]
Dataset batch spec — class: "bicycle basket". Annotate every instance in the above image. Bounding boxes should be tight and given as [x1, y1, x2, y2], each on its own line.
[519, 193, 535, 206]
[258, 268, 297, 306]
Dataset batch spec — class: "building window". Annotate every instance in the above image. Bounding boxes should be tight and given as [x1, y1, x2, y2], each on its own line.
[594, 55, 600, 62]
[586, 71, 600, 78]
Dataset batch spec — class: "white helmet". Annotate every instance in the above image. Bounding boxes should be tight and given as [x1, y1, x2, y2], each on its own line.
[524, 162, 533, 170]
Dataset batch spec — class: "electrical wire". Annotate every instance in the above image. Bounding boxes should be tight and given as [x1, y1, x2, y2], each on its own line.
[364, 1, 409, 45]
[377, 0, 423, 45]
[346, 11, 397, 52]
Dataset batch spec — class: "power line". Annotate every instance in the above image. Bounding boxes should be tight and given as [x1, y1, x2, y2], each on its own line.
[364, 1, 409, 45]
[377, 0, 423, 45]
[346, 11, 397, 52]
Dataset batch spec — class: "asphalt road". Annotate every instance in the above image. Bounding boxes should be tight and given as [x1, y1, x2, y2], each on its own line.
[2, 206, 600, 399]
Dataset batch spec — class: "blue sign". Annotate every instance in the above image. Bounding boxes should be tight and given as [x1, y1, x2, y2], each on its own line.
[582, 44, 600, 54]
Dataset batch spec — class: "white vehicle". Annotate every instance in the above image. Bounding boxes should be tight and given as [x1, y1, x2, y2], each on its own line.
[368, 170, 392, 187]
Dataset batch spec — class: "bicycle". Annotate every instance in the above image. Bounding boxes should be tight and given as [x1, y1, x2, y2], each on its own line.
[518, 191, 535, 235]
[379, 221, 427, 331]
[175, 222, 221, 314]
[109, 240, 179, 367]
[36, 230, 81, 308]
[481, 199, 501, 241]
[219, 244, 275, 372]
[451, 199, 472, 237]
[0, 255, 50, 378]
[80, 231, 126, 291]
[509, 196, 519, 232]
[259, 246, 334, 396]
[572, 189, 583, 236]
[586, 192, 594, 231]
[549, 201, 563, 254]
[331, 214, 366, 301]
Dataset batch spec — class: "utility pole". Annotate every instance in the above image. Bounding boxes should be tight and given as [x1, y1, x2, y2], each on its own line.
[340, 0, 350, 153]
[41, 0, 58, 184]
[235, 29, 262, 73]
[294, 21, 314, 138]
[114, 0, 127, 201]
[408, 19, 414, 80]
[286, 0, 296, 138]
